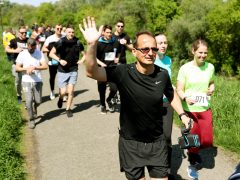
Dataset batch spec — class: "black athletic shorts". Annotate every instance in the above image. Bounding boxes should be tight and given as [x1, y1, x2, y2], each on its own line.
[118, 135, 168, 180]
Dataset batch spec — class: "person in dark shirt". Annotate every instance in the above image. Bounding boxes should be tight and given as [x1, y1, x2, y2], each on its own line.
[113, 20, 133, 64]
[79, 17, 192, 180]
[5, 26, 28, 103]
[96, 25, 120, 114]
[50, 25, 85, 118]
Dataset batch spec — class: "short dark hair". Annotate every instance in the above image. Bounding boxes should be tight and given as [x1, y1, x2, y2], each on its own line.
[19, 26, 26, 30]
[116, 19, 124, 25]
[103, 25, 112, 31]
[133, 31, 155, 48]
[66, 24, 74, 29]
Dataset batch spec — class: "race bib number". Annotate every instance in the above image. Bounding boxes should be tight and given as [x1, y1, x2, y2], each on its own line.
[192, 93, 209, 107]
[105, 52, 115, 61]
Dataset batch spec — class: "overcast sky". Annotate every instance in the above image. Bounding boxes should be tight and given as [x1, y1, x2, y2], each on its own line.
[10, 0, 58, 7]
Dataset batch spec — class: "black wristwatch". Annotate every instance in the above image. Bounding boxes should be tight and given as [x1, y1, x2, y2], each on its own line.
[179, 112, 188, 120]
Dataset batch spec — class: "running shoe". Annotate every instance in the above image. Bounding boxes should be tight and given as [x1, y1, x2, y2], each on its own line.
[57, 97, 63, 108]
[100, 106, 107, 114]
[187, 165, 199, 179]
[66, 109, 73, 118]
[50, 91, 55, 100]
[107, 101, 115, 113]
[28, 120, 35, 129]
[63, 95, 68, 102]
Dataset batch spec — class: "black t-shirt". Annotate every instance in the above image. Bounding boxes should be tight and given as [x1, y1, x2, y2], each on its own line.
[9, 37, 28, 63]
[113, 33, 131, 64]
[97, 37, 120, 67]
[54, 36, 84, 72]
[106, 63, 174, 142]
[44, 31, 53, 39]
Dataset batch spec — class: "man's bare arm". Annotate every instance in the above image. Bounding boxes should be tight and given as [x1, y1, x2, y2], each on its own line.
[79, 17, 106, 81]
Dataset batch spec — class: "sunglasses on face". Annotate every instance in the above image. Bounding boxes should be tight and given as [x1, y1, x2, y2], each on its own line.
[136, 47, 159, 54]
[56, 28, 62, 31]
[117, 25, 124, 28]
[20, 32, 27, 35]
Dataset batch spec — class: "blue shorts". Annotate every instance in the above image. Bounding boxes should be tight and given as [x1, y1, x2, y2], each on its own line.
[58, 71, 78, 88]
[119, 135, 168, 180]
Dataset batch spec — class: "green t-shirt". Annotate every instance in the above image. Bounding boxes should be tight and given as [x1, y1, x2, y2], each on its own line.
[177, 61, 215, 112]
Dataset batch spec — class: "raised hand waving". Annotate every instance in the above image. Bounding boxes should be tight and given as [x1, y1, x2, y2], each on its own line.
[79, 16, 103, 44]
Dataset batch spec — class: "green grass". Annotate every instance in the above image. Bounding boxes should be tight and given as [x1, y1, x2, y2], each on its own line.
[0, 45, 25, 179]
[211, 77, 240, 154]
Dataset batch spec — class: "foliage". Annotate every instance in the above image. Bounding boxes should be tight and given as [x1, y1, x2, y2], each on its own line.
[206, 0, 240, 76]
[98, 0, 150, 38]
[0, 51, 25, 179]
[211, 76, 240, 154]
[2, 0, 240, 75]
[146, 0, 177, 34]
[35, 3, 55, 25]
[167, 0, 218, 61]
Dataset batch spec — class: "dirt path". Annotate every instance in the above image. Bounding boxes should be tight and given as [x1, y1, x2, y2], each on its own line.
[26, 65, 238, 180]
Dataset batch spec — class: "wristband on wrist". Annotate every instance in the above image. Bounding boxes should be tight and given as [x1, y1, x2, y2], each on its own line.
[179, 112, 189, 120]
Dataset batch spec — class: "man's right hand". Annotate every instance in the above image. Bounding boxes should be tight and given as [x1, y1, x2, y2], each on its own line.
[59, 59, 67, 66]
[79, 16, 103, 44]
[16, 47, 23, 53]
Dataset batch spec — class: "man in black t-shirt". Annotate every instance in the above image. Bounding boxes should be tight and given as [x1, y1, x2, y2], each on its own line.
[49, 26, 84, 118]
[79, 17, 192, 180]
[113, 20, 133, 64]
[96, 25, 120, 114]
[5, 26, 28, 103]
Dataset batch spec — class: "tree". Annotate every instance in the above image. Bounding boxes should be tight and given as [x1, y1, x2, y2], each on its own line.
[167, 0, 218, 63]
[206, 0, 240, 76]
[146, 0, 177, 34]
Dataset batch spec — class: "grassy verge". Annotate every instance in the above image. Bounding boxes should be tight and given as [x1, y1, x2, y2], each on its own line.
[0, 48, 25, 178]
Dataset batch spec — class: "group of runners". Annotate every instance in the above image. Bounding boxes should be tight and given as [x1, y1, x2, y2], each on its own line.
[3, 16, 216, 180]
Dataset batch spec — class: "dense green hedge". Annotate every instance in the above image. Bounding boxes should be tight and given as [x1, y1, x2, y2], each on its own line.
[0, 51, 25, 179]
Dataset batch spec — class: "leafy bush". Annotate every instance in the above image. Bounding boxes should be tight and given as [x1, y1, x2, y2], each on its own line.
[0, 54, 25, 179]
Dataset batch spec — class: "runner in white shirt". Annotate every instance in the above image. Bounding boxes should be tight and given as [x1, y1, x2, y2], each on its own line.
[16, 38, 48, 129]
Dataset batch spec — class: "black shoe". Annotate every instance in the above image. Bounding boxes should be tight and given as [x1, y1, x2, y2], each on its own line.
[66, 109, 73, 118]
[100, 106, 107, 114]
[17, 96, 22, 104]
[107, 101, 115, 113]
[57, 98, 63, 108]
